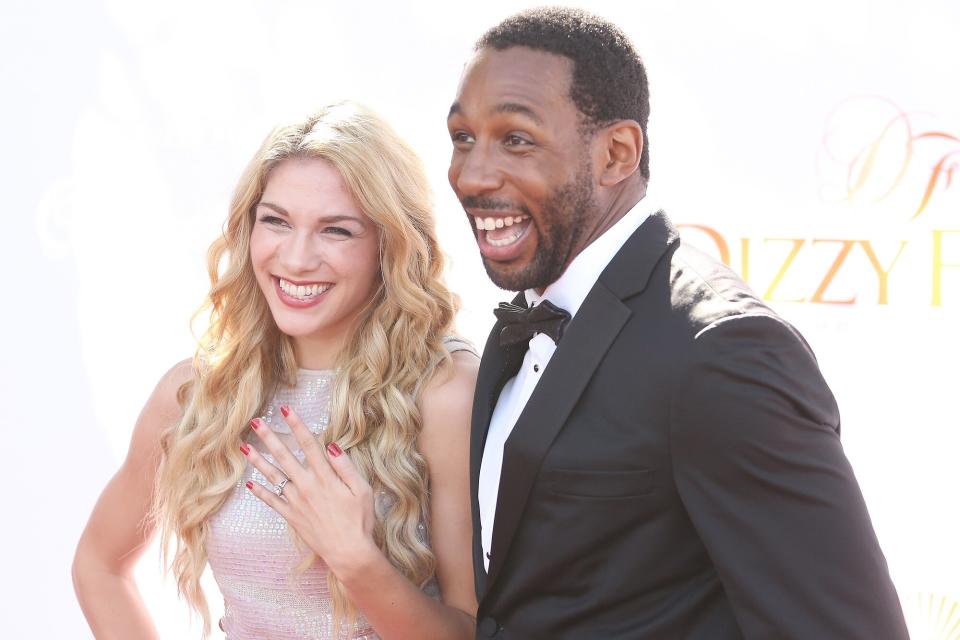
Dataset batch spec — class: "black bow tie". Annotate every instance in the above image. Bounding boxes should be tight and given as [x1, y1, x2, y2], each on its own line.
[494, 300, 571, 347]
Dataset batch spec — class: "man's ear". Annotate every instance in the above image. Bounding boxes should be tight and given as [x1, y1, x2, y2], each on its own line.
[595, 120, 643, 186]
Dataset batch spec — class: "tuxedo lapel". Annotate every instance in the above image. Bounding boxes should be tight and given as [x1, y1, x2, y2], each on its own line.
[484, 211, 680, 589]
[470, 291, 526, 595]
[485, 284, 630, 586]
[471, 291, 528, 485]
[601, 210, 679, 300]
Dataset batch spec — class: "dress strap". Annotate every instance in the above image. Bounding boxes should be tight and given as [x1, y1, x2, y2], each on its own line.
[442, 334, 478, 357]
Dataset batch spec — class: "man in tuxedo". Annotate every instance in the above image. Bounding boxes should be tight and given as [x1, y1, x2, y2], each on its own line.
[446, 7, 909, 639]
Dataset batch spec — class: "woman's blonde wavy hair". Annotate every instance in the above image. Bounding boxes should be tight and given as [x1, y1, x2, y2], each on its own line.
[152, 101, 459, 636]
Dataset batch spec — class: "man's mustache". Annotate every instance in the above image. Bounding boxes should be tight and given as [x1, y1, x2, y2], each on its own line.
[461, 196, 531, 215]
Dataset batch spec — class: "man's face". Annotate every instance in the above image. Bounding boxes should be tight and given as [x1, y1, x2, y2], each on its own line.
[447, 46, 596, 292]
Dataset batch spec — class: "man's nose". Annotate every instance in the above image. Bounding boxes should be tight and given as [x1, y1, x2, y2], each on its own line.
[279, 230, 323, 274]
[453, 143, 503, 196]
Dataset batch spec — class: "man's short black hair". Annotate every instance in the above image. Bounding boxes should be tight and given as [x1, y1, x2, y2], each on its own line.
[477, 6, 651, 181]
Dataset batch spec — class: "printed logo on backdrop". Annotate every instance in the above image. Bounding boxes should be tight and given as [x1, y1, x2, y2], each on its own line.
[678, 97, 959, 306]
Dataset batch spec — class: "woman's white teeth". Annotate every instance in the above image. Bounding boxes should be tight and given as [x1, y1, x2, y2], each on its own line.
[474, 215, 528, 230]
[279, 278, 331, 299]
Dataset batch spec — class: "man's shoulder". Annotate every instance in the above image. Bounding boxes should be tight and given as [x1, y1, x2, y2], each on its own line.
[625, 237, 785, 341]
[670, 241, 763, 303]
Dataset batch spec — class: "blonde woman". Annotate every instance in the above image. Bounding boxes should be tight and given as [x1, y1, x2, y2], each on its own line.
[73, 102, 479, 639]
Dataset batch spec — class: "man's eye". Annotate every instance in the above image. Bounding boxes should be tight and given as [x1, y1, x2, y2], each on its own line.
[451, 131, 475, 144]
[505, 134, 532, 147]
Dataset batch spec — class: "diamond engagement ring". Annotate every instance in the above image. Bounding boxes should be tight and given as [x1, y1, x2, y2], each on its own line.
[274, 477, 290, 497]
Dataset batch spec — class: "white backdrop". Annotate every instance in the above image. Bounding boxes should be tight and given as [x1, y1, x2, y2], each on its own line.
[2, 0, 958, 637]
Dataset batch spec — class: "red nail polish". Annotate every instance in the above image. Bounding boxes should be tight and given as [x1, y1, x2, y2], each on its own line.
[327, 442, 343, 457]
[245, 481, 254, 490]
[280, 405, 290, 418]
[240, 443, 250, 456]
[250, 418, 260, 430]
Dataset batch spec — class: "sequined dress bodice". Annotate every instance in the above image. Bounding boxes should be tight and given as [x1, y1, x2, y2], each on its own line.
[206, 369, 435, 639]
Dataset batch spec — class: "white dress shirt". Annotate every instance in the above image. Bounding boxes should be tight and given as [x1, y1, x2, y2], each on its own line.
[478, 195, 660, 571]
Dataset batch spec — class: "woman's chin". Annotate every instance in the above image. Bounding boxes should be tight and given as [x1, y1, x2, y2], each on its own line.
[275, 324, 321, 340]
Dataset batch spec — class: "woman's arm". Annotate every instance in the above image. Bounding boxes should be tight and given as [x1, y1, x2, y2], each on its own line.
[243, 350, 479, 640]
[408, 349, 479, 621]
[72, 360, 192, 640]
[345, 349, 479, 637]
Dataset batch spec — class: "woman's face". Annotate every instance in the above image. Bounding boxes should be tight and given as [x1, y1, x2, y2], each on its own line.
[250, 157, 381, 361]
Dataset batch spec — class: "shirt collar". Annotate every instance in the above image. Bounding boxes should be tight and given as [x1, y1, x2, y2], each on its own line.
[525, 193, 658, 317]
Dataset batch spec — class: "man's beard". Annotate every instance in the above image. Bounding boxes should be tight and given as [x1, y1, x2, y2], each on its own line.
[482, 169, 595, 292]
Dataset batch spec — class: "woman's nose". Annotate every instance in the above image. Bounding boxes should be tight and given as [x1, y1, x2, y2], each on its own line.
[278, 231, 323, 274]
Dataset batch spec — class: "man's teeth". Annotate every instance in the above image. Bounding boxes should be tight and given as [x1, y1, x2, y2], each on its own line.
[474, 215, 529, 230]
[279, 278, 332, 299]
[489, 225, 526, 246]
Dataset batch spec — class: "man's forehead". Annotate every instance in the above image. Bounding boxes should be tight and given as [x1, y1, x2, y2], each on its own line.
[465, 46, 572, 85]
[448, 100, 545, 125]
[450, 46, 574, 118]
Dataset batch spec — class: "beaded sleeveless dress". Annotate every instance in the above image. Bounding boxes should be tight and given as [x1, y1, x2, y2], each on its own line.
[206, 339, 473, 639]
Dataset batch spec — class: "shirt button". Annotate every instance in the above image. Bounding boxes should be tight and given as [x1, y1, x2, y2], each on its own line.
[533, 364, 540, 372]
[478, 617, 500, 637]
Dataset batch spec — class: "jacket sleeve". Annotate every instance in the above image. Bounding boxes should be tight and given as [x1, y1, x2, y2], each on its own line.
[670, 313, 908, 639]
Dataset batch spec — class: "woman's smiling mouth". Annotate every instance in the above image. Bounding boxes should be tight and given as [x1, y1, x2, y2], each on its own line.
[275, 277, 334, 306]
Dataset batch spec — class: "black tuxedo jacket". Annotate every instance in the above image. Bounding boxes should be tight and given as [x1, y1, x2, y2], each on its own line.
[470, 212, 908, 639]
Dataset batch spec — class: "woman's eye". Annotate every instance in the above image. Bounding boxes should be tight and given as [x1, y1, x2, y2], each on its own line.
[325, 226, 353, 237]
[258, 215, 288, 227]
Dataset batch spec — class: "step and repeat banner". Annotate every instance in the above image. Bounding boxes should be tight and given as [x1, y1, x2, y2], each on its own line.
[2, 0, 956, 637]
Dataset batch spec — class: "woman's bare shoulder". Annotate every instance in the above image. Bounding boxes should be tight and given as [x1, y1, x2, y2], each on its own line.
[159, 358, 195, 395]
[422, 351, 479, 412]
[418, 350, 478, 453]
[125, 358, 195, 463]
[150, 358, 195, 418]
